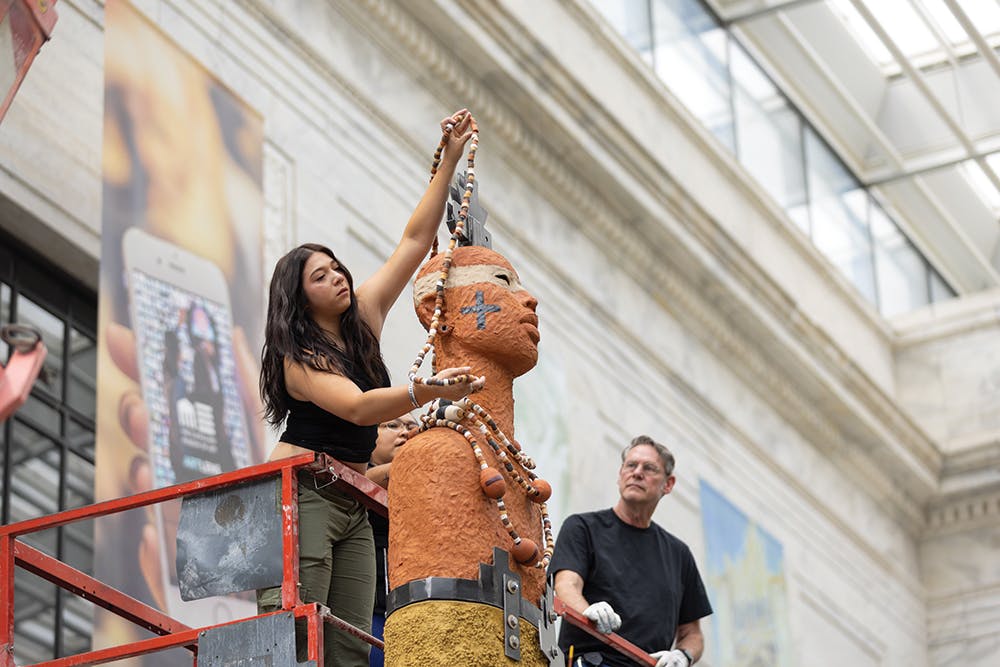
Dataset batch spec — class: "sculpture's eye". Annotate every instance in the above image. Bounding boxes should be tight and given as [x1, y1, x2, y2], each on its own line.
[495, 273, 511, 285]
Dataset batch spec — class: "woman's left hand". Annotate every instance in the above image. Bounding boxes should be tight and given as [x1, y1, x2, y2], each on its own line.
[429, 365, 486, 401]
[441, 109, 474, 161]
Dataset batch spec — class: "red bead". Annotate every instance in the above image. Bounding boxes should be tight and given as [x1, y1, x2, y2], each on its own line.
[512, 539, 539, 565]
[530, 479, 552, 503]
[480, 468, 506, 499]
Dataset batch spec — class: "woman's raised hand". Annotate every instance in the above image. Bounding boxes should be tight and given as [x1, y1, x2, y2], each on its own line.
[441, 109, 474, 161]
[430, 365, 485, 401]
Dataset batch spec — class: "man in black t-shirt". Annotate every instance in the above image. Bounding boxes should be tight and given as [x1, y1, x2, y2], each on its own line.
[550, 435, 712, 667]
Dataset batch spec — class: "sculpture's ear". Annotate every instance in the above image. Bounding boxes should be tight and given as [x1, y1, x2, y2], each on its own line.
[415, 289, 439, 331]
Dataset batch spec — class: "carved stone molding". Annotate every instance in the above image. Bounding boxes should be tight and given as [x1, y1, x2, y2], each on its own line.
[926, 484, 1000, 536]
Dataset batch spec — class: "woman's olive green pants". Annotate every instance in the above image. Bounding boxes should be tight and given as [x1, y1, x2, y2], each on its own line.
[258, 471, 375, 666]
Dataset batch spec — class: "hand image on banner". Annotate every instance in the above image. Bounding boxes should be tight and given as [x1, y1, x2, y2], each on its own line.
[94, 1, 265, 663]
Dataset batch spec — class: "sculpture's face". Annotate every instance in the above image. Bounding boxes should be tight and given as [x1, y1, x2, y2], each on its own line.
[450, 264, 539, 376]
[415, 248, 540, 377]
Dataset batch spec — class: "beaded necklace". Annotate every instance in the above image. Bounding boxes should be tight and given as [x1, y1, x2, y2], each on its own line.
[406, 112, 554, 569]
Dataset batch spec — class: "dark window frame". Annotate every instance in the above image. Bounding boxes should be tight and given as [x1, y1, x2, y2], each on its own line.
[1, 229, 97, 662]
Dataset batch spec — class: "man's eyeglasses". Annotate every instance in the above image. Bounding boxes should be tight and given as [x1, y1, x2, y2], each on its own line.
[621, 461, 664, 476]
[380, 420, 414, 431]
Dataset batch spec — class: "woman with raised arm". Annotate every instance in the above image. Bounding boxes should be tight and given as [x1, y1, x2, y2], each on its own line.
[256, 110, 484, 667]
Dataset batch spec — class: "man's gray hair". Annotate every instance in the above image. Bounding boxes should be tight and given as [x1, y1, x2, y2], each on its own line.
[621, 435, 676, 476]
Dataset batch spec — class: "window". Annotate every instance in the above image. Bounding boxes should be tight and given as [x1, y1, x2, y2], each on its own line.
[591, 0, 957, 316]
[0, 232, 97, 663]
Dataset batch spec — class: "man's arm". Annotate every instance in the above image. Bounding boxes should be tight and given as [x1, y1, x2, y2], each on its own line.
[650, 619, 705, 667]
[553, 569, 589, 614]
[675, 619, 704, 663]
[554, 569, 621, 635]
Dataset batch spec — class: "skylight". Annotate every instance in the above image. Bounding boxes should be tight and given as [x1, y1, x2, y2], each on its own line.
[830, 0, 1000, 71]
[831, 0, 934, 67]
[960, 158, 1000, 213]
[958, 0, 1000, 37]
[919, 0, 971, 47]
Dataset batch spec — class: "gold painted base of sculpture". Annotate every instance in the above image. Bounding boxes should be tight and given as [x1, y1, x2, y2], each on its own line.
[384, 600, 547, 666]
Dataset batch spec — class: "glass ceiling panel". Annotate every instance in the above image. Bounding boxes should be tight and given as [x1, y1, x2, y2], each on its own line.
[919, 0, 969, 46]
[829, 0, 894, 66]
[831, 0, 1000, 71]
[874, 0, 940, 58]
[959, 159, 1000, 212]
[958, 0, 1000, 37]
[986, 152, 1000, 175]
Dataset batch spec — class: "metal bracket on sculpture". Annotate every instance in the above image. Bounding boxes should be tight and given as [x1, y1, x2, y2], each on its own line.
[537, 575, 564, 666]
[446, 171, 491, 249]
[503, 571, 522, 661]
[386, 547, 542, 659]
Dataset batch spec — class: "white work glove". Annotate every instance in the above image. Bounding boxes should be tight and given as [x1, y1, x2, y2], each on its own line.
[650, 649, 690, 667]
[582, 601, 621, 634]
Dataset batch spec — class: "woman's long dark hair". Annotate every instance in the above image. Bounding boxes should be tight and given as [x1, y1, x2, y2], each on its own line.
[260, 243, 389, 425]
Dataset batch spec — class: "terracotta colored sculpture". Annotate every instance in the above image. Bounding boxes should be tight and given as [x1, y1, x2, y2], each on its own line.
[389, 245, 546, 596]
[384, 245, 554, 665]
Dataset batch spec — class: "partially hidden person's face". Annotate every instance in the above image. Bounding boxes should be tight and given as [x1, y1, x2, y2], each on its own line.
[301, 251, 352, 320]
[372, 413, 419, 465]
[445, 261, 540, 376]
[618, 444, 674, 505]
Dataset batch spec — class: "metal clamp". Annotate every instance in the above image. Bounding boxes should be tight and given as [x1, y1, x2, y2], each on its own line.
[538, 574, 564, 665]
[503, 572, 522, 660]
[446, 171, 491, 249]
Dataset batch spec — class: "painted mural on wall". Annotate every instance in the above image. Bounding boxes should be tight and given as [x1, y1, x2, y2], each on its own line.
[94, 0, 264, 662]
[700, 481, 792, 666]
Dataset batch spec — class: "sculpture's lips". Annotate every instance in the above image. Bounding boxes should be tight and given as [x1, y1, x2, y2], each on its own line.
[520, 314, 540, 343]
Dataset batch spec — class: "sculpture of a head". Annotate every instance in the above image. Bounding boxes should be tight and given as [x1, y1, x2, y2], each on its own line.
[414, 246, 539, 378]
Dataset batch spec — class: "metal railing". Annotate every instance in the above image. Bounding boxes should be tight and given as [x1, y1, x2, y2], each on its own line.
[1, 426, 659, 666]
[0, 453, 379, 666]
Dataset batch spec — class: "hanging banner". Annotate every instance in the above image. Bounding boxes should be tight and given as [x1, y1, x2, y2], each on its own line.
[700, 481, 792, 666]
[94, 0, 265, 661]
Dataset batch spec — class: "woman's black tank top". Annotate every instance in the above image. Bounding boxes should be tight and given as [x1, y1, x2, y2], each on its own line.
[278, 360, 390, 464]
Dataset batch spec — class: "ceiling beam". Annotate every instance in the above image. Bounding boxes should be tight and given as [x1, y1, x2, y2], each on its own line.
[719, 0, 822, 25]
[942, 0, 1000, 82]
[866, 148, 1000, 187]
[939, 0, 1000, 212]
[908, 0, 961, 69]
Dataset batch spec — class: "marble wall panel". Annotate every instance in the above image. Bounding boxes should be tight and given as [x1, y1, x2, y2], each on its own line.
[895, 293, 1000, 453]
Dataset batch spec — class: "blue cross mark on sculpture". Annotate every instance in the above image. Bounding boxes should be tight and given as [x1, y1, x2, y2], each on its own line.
[460, 290, 501, 330]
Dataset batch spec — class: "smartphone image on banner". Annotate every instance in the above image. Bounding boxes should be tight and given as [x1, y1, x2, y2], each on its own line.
[123, 228, 255, 621]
